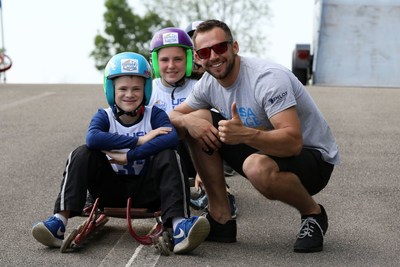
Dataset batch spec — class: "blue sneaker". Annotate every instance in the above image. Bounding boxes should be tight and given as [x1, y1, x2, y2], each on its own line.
[32, 216, 65, 247]
[173, 216, 210, 254]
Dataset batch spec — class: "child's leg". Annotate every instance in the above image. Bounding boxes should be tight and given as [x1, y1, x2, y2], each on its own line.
[53, 145, 113, 217]
[32, 145, 114, 247]
[144, 149, 190, 227]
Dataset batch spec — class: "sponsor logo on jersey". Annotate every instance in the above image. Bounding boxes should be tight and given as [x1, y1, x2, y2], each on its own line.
[237, 107, 261, 127]
[171, 98, 185, 109]
[268, 91, 287, 104]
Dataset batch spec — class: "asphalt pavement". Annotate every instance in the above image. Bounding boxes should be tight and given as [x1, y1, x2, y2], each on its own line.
[1, 83, 399, 266]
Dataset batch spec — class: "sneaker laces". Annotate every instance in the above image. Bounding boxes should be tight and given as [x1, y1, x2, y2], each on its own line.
[296, 217, 323, 239]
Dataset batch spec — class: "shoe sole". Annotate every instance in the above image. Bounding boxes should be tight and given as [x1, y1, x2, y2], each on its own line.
[32, 223, 63, 248]
[206, 234, 237, 243]
[293, 246, 323, 253]
[173, 217, 210, 254]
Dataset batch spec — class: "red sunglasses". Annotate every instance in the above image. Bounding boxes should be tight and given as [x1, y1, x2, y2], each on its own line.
[195, 40, 233, 59]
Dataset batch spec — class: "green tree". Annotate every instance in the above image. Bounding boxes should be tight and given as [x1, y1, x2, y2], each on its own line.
[145, 0, 271, 56]
[90, 0, 173, 71]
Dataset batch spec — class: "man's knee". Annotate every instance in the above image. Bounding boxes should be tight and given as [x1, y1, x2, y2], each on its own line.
[243, 154, 277, 180]
[243, 154, 279, 199]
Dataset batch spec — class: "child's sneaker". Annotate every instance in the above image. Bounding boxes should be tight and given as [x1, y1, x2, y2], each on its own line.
[32, 216, 65, 248]
[223, 163, 236, 176]
[173, 216, 210, 254]
[293, 204, 328, 253]
[190, 188, 208, 210]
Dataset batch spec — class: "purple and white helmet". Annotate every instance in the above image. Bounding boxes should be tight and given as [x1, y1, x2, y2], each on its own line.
[149, 27, 193, 78]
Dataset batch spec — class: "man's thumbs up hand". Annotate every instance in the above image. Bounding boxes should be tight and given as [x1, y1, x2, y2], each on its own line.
[218, 102, 244, 144]
[231, 102, 240, 120]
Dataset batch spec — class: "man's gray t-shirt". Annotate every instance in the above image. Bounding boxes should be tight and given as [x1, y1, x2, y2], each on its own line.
[185, 56, 340, 165]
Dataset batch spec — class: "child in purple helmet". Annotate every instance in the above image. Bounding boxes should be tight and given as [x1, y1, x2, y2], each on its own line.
[147, 27, 237, 219]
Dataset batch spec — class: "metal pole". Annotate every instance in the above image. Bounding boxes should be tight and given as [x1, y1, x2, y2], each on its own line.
[0, 2, 6, 83]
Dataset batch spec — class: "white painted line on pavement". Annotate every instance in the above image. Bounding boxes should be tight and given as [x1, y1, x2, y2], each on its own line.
[125, 223, 161, 267]
[0, 92, 55, 111]
[125, 244, 160, 267]
[97, 224, 161, 267]
[98, 231, 131, 267]
[126, 244, 145, 266]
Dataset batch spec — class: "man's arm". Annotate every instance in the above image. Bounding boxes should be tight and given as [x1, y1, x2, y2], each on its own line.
[169, 102, 221, 152]
[218, 103, 302, 157]
[168, 102, 195, 134]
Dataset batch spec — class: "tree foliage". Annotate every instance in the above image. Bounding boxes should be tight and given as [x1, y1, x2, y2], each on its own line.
[91, 0, 271, 71]
[90, 0, 173, 70]
[145, 0, 271, 56]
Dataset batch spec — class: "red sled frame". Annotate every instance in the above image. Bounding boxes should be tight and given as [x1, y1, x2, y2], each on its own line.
[60, 197, 172, 255]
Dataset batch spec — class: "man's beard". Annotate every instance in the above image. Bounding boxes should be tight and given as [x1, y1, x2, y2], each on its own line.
[207, 53, 235, 80]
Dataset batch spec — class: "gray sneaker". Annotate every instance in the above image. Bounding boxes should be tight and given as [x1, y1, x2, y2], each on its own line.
[223, 162, 236, 176]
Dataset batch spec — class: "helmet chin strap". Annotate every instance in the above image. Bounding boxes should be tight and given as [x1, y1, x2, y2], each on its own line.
[164, 75, 186, 100]
[115, 100, 145, 119]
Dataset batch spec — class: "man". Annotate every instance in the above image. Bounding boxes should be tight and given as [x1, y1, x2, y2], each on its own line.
[169, 20, 340, 252]
[185, 20, 236, 178]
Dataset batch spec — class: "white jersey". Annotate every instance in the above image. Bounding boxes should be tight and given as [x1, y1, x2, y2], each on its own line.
[148, 78, 197, 113]
[185, 56, 340, 165]
[104, 106, 153, 175]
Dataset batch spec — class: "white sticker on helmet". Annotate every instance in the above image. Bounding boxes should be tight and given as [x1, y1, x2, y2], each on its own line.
[162, 32, 179, 45]
[121, 58, 139, 73]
